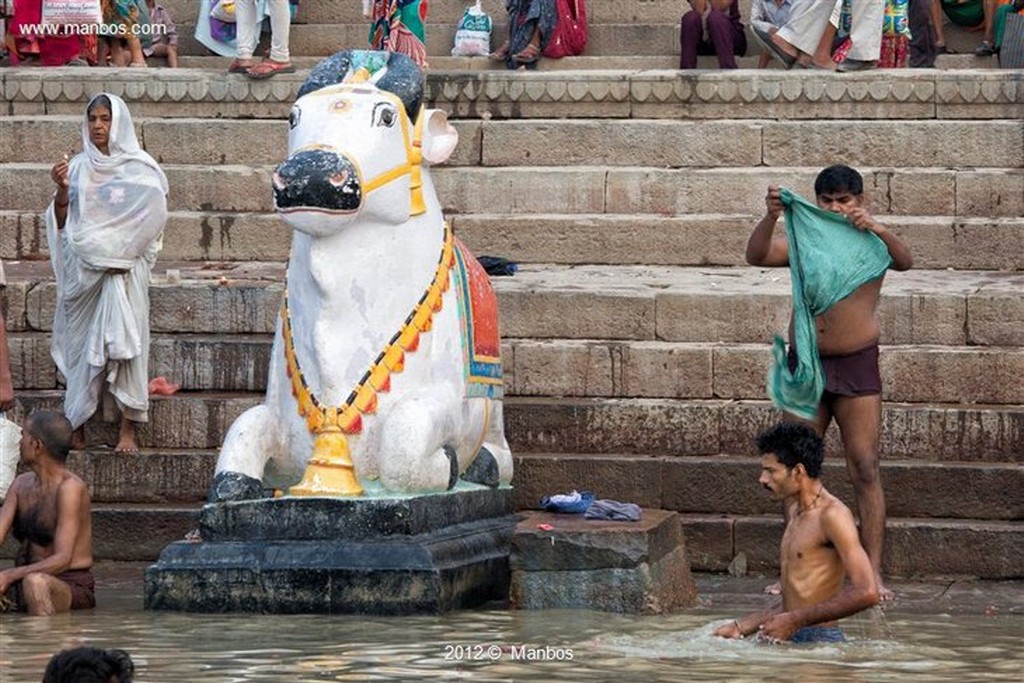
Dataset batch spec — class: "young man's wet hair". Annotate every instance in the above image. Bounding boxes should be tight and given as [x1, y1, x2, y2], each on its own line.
[43, 646, 135, 683]
[756, 422, 825, 479]
[814, 164, 864, 197]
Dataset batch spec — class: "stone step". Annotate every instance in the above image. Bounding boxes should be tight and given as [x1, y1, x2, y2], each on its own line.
[50, 446, 1024, 521]
[512, 453, 1023, 521]
[170, 16, 1003, 64]
[7, 209, 1021, 270]
[4, 69, 1017, 121]
[173, 22, 680, 58]
[164, 0, 997, 55]
[67, 449, 215, 504]
[5, 117, 1021, 171]
[502, 397, 1024, 463]
[2, 502, 1018, 577]
[454, 213, 1024, 272]
[162, 0, 688, 27]
[4, 264, 1020, 347]
[170, 52, 998, 71]
[0, 504, 201, 562]
[6, 392, 1022, 460]
[680, 513, 1023, 578]
[8, 328, 1024, 404]
[3, 162, 1020, 218]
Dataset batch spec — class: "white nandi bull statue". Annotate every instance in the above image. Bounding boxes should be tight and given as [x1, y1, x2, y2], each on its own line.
[208, 50, 512, 501]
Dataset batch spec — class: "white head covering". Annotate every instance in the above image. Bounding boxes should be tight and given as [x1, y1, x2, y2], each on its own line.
[65, 93, 169, 270]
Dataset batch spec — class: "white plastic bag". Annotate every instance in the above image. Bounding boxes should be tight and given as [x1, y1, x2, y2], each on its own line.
[210, 0, 236, 23]
[0, 414, 21, 500]
[451, 0, 491, 57]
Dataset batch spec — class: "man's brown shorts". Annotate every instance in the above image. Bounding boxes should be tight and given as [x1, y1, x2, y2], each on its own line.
[6, 568, 96, 611]
[788, 344, 882, 400]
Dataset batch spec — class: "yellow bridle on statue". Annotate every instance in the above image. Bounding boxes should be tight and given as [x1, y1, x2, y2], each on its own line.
[293, 72, 426, 216]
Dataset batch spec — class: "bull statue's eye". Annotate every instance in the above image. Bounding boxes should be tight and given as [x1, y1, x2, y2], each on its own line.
[373, 103, 397, 128]
[288, 107, 301, 130]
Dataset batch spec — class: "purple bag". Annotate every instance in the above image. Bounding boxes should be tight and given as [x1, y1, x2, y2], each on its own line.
[210, 16, 236, 42]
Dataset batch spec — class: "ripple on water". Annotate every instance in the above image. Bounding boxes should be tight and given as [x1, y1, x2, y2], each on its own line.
[1, 603, 1021, 682]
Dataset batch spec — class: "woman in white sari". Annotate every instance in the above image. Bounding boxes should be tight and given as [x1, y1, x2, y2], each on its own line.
[47, 93, 168, 454]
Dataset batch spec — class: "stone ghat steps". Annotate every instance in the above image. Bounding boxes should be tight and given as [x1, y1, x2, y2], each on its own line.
[3, 264, 1020, 346]
[1, 501, 1019, 578]
[159, 0, 713, 27]
[167, 15, 998, 64]
[3, 69, 1018, 121]
[7, 392, 1022, 460]
[40, 448, 1024, 521]
[4, 211, 1023, 271]
[7, 332, 1024, 406]
[169, 53, 999, 71]
[5, 116, 1022, 171]
[3, 163, 1021, 218]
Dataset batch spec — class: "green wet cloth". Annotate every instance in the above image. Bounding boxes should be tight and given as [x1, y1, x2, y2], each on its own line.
[767, 188, 892, 419]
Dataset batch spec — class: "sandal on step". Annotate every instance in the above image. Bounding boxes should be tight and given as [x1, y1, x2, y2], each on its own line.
[246, 59, 296, 79]
[489, 41, 510, 61]
[228, 58, 255, 73]
[512, 42, 541, 64]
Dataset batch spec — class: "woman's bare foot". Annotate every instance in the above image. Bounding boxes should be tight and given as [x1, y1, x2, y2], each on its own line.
[489, 41, 510, 61]
[114, 418, 140, 454]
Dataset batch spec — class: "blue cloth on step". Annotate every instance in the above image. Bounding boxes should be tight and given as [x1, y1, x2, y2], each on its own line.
[584, 499, 642, 521]
[539, 490, 595, 513]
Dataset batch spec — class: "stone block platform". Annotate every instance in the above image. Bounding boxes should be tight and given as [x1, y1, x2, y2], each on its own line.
[510, 509, 698, 614]
[145, 488, 518, 614]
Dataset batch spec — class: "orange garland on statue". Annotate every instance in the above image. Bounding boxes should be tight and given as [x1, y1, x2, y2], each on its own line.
[284, 223, 455, 496]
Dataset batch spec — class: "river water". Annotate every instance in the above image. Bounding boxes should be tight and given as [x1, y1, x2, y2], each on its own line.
[1, 586, 1021, 682]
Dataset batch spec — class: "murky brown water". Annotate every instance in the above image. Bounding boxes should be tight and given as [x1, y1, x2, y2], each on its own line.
[1, 589, 1021, 682]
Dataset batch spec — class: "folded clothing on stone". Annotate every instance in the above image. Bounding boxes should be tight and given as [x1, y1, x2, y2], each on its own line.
[539, 490, 596, 514]
[584, 499, 642, 521]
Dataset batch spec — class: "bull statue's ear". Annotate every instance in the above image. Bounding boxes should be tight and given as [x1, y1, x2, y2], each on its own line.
[420, 109, 459, 165]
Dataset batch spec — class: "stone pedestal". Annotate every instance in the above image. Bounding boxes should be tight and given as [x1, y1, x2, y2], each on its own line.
[144, 487, 517, 615]
[509, 509, 697, 614]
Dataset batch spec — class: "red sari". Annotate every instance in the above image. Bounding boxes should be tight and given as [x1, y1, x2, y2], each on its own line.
[7, 0, 83, 65]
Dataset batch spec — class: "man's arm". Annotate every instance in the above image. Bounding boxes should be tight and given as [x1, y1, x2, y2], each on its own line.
[745, 186, 789, 267]
[0, 479, 85, 594]
[713, 602, 782, 638]
[759, 506, 880, 640]
[0, 477, 20, 546]
[845, 208, 913, 271]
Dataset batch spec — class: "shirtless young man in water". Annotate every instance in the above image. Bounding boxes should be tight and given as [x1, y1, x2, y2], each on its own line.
[715, 423, 880, 643]
[0, 411, 95, 615]
[745, 165, 913, 600]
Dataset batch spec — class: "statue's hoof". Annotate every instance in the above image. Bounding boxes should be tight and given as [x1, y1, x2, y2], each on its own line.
[461, 447, 500, 488]
[444, 445, 459, 491]
[207, 471, 265, 503]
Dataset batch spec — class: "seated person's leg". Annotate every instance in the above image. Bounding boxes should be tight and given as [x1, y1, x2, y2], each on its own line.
[705, 10, 742, 68]
[679, 10, 704, 68]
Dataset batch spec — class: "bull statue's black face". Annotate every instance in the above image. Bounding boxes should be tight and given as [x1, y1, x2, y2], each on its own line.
[273, 148, 362, 214]
[272, 50, 428, 236]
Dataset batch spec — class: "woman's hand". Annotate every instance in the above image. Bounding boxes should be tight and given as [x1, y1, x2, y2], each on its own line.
[51, 154, 70, 189]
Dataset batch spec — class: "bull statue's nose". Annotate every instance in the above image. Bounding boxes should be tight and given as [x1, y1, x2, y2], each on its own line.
[273, 149, 362, 213]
